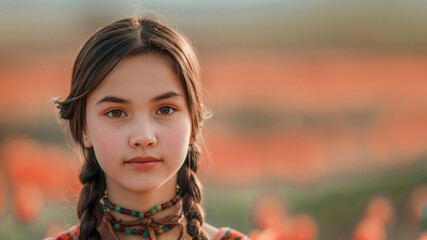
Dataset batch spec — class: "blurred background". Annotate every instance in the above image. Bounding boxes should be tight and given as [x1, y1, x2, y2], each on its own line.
[1, 0, 427, 239]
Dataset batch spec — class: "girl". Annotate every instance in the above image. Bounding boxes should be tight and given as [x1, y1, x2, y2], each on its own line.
[49, 17, 249, 240]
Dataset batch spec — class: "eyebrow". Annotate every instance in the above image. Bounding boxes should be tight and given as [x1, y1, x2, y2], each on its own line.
[96, 96, 129, 105]
[151, 91, 183, 102]
[96, 91, 183, 105]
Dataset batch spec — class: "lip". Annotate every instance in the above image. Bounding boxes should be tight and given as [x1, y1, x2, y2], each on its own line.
[125, 156, 161, 163]
[124, 156, 161, 170]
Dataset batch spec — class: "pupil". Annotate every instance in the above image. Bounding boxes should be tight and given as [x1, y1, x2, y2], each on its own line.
[161, 108, 169, 114]
[112, 110, 121, 117]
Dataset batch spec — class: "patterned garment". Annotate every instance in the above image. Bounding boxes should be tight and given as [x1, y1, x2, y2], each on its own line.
[46, 225, 78, 240]
[47, 225, 249, 240]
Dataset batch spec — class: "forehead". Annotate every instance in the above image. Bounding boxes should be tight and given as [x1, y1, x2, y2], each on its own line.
[88, 52, 186, 102]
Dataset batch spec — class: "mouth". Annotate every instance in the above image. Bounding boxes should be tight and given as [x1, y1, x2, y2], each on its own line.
[124, 156, 161, 170]
[125, 156, 161, 163]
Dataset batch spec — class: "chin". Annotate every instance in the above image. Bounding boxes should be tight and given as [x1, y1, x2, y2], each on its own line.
[124, 177, 172, 193]
[108, 171, 178, 194]
[124, 182, 161, 193]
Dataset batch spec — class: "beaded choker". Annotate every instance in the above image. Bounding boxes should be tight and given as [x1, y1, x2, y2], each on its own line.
[99, 185, 184, 240]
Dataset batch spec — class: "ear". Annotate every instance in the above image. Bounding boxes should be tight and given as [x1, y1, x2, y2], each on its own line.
[82, 126, 93, 148]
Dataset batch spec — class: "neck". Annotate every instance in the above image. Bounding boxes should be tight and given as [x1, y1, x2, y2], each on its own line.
[106, 176, 178, 214]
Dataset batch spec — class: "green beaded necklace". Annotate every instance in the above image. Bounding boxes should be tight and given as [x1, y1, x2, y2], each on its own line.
[99, 185, 184, 239]
[101, 193, 182, 218]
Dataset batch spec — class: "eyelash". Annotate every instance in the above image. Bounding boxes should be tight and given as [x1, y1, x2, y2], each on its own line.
[104, 106, 176, 118]
[105, 109, 127, 118]
[156, 106, 176, 116]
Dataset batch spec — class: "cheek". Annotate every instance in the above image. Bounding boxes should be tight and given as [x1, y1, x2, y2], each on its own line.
[87, 121, 125, 161]
[94, 132, 120, 152]
[161, 118, 192, 158]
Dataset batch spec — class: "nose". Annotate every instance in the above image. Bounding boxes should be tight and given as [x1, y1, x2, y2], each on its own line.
[129, 119, 157, 149]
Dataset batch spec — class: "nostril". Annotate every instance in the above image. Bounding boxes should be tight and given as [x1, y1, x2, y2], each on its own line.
[129, 135, 157, 149]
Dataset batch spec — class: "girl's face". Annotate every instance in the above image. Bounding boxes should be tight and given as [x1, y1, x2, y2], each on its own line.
[83, 52, 192, 193]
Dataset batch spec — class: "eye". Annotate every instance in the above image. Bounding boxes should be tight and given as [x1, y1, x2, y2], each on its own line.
[106, 109, 127, 118]
[156, 106, 176, 115]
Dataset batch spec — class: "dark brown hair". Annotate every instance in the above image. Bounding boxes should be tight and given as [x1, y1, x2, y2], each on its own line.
[57, 17, 206, 240]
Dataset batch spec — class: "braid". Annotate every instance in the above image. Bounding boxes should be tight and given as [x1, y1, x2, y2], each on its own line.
[178, 144, 207, 240]
[76, 147, 106, 240]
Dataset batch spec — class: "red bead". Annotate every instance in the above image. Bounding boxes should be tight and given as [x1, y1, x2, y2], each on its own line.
[119, 226, 125, 231]
[137, 230, 143, 234]
[125, 210, 131, 214]
[161, 204, 167, 208]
